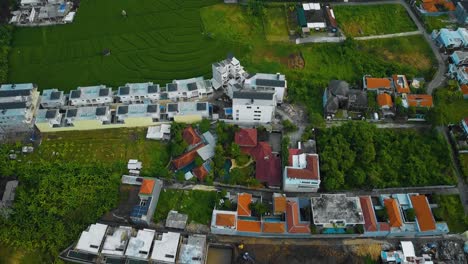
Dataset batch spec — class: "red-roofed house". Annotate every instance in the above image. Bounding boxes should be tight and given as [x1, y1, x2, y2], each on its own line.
[237, 193, 252, 216]
[286, 200, 310, 233]
[410, 195, 436, 232]
[393, 75, 410, 94]
[237, 219, 262, 232]
[250, 142, 282, 187]
[460, 84, 468, 99]
[359, 196, 377, 232]
[183, 126, 202, 146]
[384, 198, 403, 228]
[131, 178, 163, 225]
[235, 128, 257, 147]
[363, 76, 393, 94]
[283, 152, 320, 192]
[377, 93, 393, 109]
[172, 144, 204, 170]
[192, 164, 208, 181]
[406, 94, 433, 108]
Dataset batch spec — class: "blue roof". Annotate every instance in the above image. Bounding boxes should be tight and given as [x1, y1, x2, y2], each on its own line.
[131, 197, 152, 218]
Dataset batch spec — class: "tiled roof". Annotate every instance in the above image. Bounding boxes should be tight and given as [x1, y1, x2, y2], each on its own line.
[172, 144, 204, 170]
[286, 155, 320, 180]
[377, 93, 393, 107]
[407, 94, 433, 107]
[410, 195, 436, 232]
[288, 149, 301, 166]
[237, 219, 261, 232]
[250, 142, 282, 186]
[365, 77, 392, 89]
[286, 200, 310, 233]
[192, 165, 208, 181]
[379, 222, 391, 231]
[460, 84, 468, 95]
[216, 213, 236, 227]
[274, 196, 287, 214]
[235, 128, 257, 147]
[359, 197, 377, 232]
[384, 198, 403, 228]
[392, 75, 410, 94]
[183, 126, 202, 146]
[139, 179, 155, 195]
[237, 193, 252, 216]
[263, 222, 286, 233]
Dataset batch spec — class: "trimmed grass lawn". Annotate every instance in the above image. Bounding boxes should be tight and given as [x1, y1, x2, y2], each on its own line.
[8, 0, 237, 91]
[433, 195, 468, 233]
[333, 4, 417, 37]
[28, 128, 169, 174]
[153, 189, 218, 225]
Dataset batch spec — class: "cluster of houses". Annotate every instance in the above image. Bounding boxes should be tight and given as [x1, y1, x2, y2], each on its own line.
[10, 0, 76, 26]
[211, 192, 448, 237]
[61, 223, 207, 264]
[323, 75, 433, 120]
[413, 0, 468, 25]
[0, 57, 288, 139]
[432, 27, 468, 99]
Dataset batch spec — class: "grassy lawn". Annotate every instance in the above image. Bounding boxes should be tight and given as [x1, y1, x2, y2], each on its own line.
[28, 128, 169, 175]
[430, 87, 468, 125]
[333, 4, 417, 37]
[153, 189, 218, 225]
[422, 15, 456, 33]
[264, 7, 289, 42]
[433, 195, 468, 233]
[8, 0, 237, 91]
[460, 154, 468, 182]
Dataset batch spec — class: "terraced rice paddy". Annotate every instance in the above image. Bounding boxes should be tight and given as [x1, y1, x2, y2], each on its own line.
[8, 0, 237, 91]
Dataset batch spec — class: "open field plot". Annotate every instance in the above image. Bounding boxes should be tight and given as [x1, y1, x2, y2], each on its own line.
[153, 189, 218, 225]
[264, 7, 289, 42]
[430, 87, 468, 125]
[8, 0, 236, 91]
[433, 195, 468, 233]
[28, 128, 169, 174]
[333, 4, 417, 37]
[422, 14, 456, 33]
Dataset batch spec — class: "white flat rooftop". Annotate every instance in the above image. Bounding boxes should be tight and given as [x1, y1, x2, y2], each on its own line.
[125, 229, 155, 259]
[151, 232, 180, 262]
[75, 223, 108, 254]
[101, 226, 132, 256]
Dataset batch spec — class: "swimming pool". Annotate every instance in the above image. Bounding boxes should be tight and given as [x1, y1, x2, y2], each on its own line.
[263, 217, 282, 222]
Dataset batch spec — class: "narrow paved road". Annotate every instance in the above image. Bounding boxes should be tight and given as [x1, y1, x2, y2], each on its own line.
[438, 126, 468, 214]
[354, 30, 421, 40]
[331, 0, 447, 94]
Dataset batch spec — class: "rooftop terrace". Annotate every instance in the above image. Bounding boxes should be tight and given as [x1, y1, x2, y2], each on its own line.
[311, 194, 364, 225]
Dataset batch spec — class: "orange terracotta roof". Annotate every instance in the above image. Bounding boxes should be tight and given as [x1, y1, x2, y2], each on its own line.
[423, 3, 438, 12]
[359, 197, 377, 232]
[407, 94, 433, 107]
[235, 128, 257, 147]
[365, 77, 392, 89]
[384, 198, 403, 228]
[237, 193, 252, 216]
[263, 222, 286, 233]
[274, 196, 287, 214]
[192, 165, 208, 181]
[237, 219, 261, 232]
[460, 84, 468, 95]
[410, 195, 436, 232]
[216, 213, 236, 227]
[377, 93, 393, 107]
[182, 126, 202, 146]
[393, 75, 410, 94]
[139, 179, 155, 195]
[286, 200, 310, 233]
[172, 144, 204, 169]
[286, 154, 320, 180]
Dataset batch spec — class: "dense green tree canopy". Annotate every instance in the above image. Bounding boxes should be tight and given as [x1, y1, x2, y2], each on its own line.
[317, 122, 456, 190]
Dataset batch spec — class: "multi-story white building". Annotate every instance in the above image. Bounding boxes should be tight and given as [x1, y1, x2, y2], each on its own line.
[117, 82, 160, 103]
[63, 106, 111, 127]
[232, 90, 276, 124]
[0, 83, 39, 135]
[69, 85, 113, 106]
[244, 73, 287, 103]
[161, 77, 213, 101]
[35, 109, 62, 128]
[212, 57, 248, 89]
[166, 101, 210, 123]
[116, 103, 160, 124]
[40, 88, 67, 109]
[283, 150, 321, 192]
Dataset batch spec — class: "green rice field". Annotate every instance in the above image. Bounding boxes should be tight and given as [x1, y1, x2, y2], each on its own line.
[8, 0, 237, 91]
